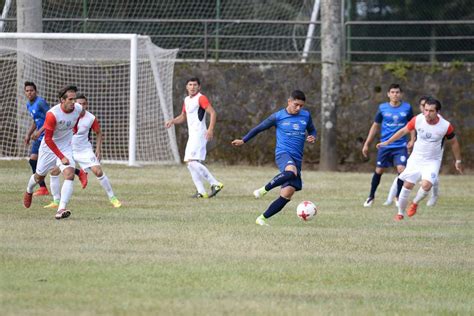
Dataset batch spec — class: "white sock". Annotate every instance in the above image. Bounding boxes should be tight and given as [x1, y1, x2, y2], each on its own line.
[431, 180, 439, 198]
[26, 174, 37, 193]
[193, 161, 219, 185]
[58, 179, 74, 210]
[398, 187, 411, 216]
[98, 174, 114, 199]
[187, 162, 206, 194]
[386, 176, 398, 202]
[50, 175, 61, 201]
[413, 187, 430, 204]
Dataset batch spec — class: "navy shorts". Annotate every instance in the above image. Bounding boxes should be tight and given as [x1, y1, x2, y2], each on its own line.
[275, 152, 302, 191]
[30, 139, 41, 155]
[376, 146, 408, 168]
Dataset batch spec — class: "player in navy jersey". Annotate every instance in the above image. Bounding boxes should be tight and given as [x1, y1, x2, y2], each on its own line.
[23, 82, 50, 196]
[232, 90, 316, 226]
[362, 84, 414, 207]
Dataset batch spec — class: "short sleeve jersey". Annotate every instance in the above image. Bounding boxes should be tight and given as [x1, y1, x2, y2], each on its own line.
[72, 111, 100, 152]
[40, 103, 83, 151]
[26, 96, 50, 140]
[406, 113, 454, 162]
[182, 92, 210, 136]
[374, 101, 413, 148]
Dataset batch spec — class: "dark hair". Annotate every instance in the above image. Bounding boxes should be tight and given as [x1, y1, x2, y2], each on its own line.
[76, 94, 87, 101]
[186, 77, 200, 85]
[418, 95, 431, 104]
[388, 83, 402, 92]
[58, 85, 78, 99]
[290, 90, 306, 102]
[24, 81, 37, 91]
[425, 97, 442, 111]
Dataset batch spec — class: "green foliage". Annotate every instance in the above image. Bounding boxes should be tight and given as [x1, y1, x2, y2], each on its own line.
[383, 60, 412, 81]
[451, 59, 465, 70]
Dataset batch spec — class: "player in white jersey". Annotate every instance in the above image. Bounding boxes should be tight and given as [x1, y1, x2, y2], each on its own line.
[165, 77, 223, 198]
[23, 85, 83, 220]
[376, 97, 463, 221]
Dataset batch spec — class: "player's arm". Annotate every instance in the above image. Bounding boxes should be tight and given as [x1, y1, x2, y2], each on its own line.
[445, 125, 463, 174]
[376, 126, 410, 149]
[362, 122, 380, 157]
[205, 104, 216, 140]
[305, 113, 317, 143]
[91, 118, 103, 160]
[24, 121, 36, 145]
[165, 111, 186, 128]
[407, 129, 416, 151]
[31, 126, 45, 140]
[232, 113, 276, 147]
[43, 112, 69, 165]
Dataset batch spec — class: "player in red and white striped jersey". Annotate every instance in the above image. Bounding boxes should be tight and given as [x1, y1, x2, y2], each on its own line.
[23, 85, 83, 220]
[377, 97, 463, 221]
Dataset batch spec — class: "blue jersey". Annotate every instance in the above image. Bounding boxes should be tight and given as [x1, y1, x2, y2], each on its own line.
[374, 101, 413, 149]
[242, 108, 317, 162]
[26, 96, 50, 141]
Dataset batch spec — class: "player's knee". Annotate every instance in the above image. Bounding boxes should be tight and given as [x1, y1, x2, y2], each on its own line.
[33, 173, 44, 183]
[92, 167, 103, 177]
[421, 182, 432, 191]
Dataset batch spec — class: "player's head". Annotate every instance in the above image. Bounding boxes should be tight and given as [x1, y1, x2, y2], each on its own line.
[58, 85, 78, 112]
[418, 95, 430, 113]
[423, 97, 441, 122]
[387, 83, 402, 104]
[76, 94, 88, 111]
[287, 90, 306, 115]
[185, 77, 201, 96]
[24, 81, 37, 102]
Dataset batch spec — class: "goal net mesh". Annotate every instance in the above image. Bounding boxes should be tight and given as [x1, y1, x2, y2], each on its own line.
[0, 36, 179, 164]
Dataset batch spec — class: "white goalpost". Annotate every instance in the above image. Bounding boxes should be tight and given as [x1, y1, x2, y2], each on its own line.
[0, 32, 180, 166]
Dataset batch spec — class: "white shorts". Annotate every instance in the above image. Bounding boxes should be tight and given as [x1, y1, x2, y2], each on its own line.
[399, 158, 441, 185]
[73, 147, 100, 171]
[184, 133, 207, 162]
[36, 146, 75, 176]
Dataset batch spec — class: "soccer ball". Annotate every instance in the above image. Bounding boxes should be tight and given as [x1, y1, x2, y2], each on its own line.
[296, 200, 317, 221]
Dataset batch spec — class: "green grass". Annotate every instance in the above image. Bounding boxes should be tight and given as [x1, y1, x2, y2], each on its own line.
[1, 160, 473, 315]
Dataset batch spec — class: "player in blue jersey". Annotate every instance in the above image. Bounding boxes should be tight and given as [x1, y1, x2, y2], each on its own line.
[362, 84, 414, 207]
[23, 82, 50, 196]
[232, 90, 317, 226]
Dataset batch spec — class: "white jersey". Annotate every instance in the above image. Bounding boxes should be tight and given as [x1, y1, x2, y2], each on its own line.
[183, 92, 210, 136]
[408, 113, 453, 162]
[72, 110, 99, 152]
[40, 102, 83, 152]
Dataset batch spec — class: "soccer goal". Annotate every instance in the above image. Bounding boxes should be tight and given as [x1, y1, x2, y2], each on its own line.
[0, 32, 180, 166]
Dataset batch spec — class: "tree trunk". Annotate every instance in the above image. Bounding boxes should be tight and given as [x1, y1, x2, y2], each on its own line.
[320, 0, 341, 171]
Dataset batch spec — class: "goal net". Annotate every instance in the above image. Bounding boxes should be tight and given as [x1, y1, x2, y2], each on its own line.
[0, 33, 180, 165]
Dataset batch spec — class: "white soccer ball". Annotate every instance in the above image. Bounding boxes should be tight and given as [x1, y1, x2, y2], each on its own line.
[296, 200, 317, 221]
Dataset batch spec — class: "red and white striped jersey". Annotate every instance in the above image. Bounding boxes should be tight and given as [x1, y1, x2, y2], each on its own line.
[72, 110, 100, 152]
[407, 113, 454, 162]
[41, 103, 83, 152]
[182, 92, 210, 135]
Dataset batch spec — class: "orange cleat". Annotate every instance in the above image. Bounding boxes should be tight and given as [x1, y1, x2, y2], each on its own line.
[23, 192, 33, 208]
[407, 202, 418, 217]
[78, 169, 88, 189]
[33, 186, 49, 196]
[394, 214, 404, 221]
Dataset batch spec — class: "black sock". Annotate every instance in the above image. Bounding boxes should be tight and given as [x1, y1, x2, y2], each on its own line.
[263, 196, 291, 219]
[369, 172, 382, 199]
[38, 180, 46, 188]
[396, 178, 404, 198]
[28, 159, 37, 174]
[75, 168, 80, 176]
[264, 171, 296, 192]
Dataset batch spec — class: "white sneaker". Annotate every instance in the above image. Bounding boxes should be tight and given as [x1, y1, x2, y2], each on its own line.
[255, 215, 270, 226]
[55, 209, 71, 220]
[253, 187, 267, 199]
[363, 197, 374, 207]
[427, 195, 438, 207]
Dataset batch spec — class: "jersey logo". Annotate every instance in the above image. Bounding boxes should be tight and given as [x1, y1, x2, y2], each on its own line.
[392, 115, 399, 122]
[425, 133, 432, 139]
[400, 112, 407, 117]
[292, 124, 300, 130]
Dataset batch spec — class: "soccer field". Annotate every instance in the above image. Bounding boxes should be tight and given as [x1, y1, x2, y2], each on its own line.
[1, 160, 472, 315]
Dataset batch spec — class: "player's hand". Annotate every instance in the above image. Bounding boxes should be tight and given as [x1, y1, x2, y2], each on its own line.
[231, 139, 244, 147]
[31, 130, 40, 140]
[206, 129, 214, 141]
[95, 151, 101, 161]
[455, 161, 464, 174]
[23, 135, 30, 145]
[306, 135, 316, 143]
[61, 157, 70, 166]
[362, 144, 369, 158]
[165, 120, 173, 128]
[376, 142, 387, 149]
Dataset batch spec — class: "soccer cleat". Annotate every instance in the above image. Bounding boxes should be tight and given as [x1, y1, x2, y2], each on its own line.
[407, 202, 418, 217]
[255, 215, 270, 226]
[191, 192, 208, 199]
[394, 214, 404, 221]
[363, 197, 374, 207]
[382, 199, 393, 206]
[55, 209, 71, 220]
[23, 192, 33, 208]
[78, 169, 88, 189]
[208, 183, 224, 198]
[253, 187, 268, 199]
[44, 200, 60, 209]
[110, 196, 122, 208]
[426, 195, 438, 207]
[33, 186, 49, 196]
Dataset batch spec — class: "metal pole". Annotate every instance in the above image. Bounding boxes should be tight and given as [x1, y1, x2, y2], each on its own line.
[215, 0, 220, 62]
[204, 22, 208, 63]
[301, 0, 320, 62]
[82, 0, 88, 32]
[128, 34, 138, 166]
